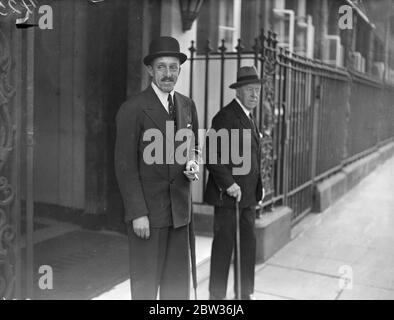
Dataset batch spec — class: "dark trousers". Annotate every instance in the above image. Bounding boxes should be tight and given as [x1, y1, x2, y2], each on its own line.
[127, 224, 190, 300]
[209, 206, 256, 299]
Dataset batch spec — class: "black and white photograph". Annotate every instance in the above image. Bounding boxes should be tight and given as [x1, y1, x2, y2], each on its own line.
[1, 0, 394, 305]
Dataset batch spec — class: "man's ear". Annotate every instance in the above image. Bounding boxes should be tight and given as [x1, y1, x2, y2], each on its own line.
[178, 66, 182, 75]
[146, 65, 154, 77]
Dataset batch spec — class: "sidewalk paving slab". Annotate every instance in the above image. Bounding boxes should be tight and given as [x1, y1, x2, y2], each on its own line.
[338, 284, 394, 300]
[254, 265, 341, 300]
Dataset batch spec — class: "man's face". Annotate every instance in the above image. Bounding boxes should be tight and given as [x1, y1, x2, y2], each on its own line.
[236, 83, 261, 111]
[147, 56, 181, 93]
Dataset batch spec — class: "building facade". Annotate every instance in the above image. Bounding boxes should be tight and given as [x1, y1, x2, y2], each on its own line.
[1, 0, 394, 299]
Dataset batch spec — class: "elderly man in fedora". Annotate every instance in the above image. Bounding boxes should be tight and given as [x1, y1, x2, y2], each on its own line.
[204, 66, 264, 300]
[115, 36, 200, 300]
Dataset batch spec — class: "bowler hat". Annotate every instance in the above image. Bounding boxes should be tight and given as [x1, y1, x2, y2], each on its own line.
[143, 36, 187, 66]
[229, 66, 265, 89]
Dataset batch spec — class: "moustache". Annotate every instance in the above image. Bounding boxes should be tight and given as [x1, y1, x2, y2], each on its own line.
[161, 77, 174, 82]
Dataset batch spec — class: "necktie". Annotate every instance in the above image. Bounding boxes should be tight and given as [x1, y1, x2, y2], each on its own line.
[167, 94, 177, 127]
[249, 113, 259, 138]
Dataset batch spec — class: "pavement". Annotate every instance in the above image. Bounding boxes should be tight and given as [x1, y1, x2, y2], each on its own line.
[94, 155, 394, 300]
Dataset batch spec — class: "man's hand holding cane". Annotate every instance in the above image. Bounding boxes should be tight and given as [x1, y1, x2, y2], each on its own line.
[227, 183, 242, 202]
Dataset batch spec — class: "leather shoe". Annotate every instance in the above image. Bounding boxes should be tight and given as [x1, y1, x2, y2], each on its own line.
[241, 294, 256, 300]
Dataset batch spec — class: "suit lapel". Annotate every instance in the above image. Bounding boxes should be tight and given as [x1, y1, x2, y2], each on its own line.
[231, 100, 259, 141]
[142, 86, 172, 137]
[174, 92, 189, 130]
[232, 99, 254, 131]
[249, 114, 261, 145]
[231, 100, 250, 128]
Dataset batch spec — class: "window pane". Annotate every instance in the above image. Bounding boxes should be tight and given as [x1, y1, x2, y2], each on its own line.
[219, 0, 234, 27]
[218, 0, 235, 49]
[218, 27, 235, 49]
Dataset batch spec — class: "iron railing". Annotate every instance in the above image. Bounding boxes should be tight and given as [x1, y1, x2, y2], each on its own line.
[189, 29, 394, 222]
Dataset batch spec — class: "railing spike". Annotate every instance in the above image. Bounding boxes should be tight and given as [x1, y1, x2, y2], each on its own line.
[189, 40, 196, 54]
[204, 40, 212, 55]
[235, 38, 244, 54]
[252, 37, 260, 54]
[218, 39, 227, 54]
[272, 32, 278, 49]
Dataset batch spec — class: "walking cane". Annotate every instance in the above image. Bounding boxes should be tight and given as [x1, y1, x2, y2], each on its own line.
[189, 206, 198, 300]
[234, 199, 241, 300]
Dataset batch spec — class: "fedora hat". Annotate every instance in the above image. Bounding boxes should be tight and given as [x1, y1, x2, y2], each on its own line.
[143, 36, 187, 66]
[229, 66, 264, 89]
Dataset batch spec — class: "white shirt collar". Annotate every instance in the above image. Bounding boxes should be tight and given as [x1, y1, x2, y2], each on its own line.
[151, 82, 175, 113]
[235, 97, 251, 117]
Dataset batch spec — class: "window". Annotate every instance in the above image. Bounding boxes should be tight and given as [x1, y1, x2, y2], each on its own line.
[197, 0, 241, 53]
[218, 0, 241, 50]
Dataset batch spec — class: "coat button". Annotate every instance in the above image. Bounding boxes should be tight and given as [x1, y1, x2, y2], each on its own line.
[170, 179, 175, 184]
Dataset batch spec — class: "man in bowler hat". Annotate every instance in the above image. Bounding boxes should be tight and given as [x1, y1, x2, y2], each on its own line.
[115, 36, 200, 300]
[204, 66, 264, 300]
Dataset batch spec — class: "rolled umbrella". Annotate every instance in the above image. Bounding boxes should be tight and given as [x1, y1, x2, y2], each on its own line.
[234, 199, 241, 300]
[189, 207, 198, 300]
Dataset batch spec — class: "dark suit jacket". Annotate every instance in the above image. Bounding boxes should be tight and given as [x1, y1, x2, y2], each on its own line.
[115, 85, 200, 228]
[204, 99, 262, 208]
